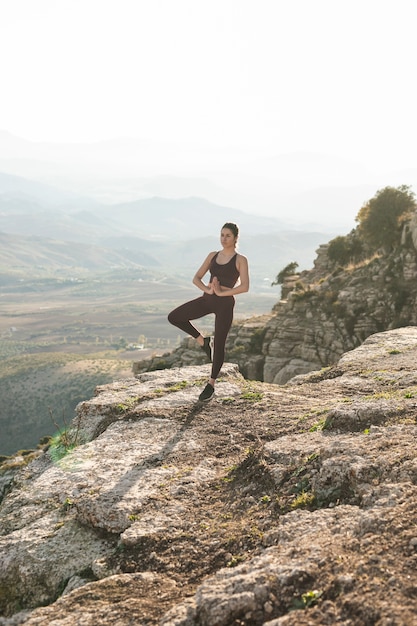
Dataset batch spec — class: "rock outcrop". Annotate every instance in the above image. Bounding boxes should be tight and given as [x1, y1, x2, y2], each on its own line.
[2, 328, 417, 624]
[260, 223, 417, 383]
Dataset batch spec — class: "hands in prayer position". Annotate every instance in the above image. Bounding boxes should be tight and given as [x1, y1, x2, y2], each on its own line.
[207, 276, 224, 296]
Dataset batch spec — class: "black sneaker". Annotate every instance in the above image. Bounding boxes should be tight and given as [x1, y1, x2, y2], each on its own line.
[198, 383, 214, 402]
[201, 336, 213, 362]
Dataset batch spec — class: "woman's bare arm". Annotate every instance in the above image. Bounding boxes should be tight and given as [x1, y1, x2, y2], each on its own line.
[192, 251, 217, 294]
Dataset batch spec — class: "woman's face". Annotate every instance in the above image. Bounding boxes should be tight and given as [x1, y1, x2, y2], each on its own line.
[220, 228, 237, 248]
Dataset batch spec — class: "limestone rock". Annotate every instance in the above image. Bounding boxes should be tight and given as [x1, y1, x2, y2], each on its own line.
[2, 330, 417, 624]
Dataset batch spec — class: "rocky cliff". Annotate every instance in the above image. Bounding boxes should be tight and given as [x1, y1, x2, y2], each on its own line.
[260, 214, 417, 384]
[1, 327, 417, 625]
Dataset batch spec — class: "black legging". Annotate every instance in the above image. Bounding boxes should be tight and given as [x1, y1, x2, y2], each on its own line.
[168, 293, 235, 380]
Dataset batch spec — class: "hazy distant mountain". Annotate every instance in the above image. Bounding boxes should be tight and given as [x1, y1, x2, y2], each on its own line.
[98, 196, 288, 240]
[0, 231, 158, 274]
[0, 224, 331, 284]
[2, 130, 414, 234]
[0, 194, 43, 215]
[0, 170, 290, 242]
[100, 228, 331, 277]
[0, 166, 333, 278]
[0, 170, 97, 209]
[0, 208, 125, 243]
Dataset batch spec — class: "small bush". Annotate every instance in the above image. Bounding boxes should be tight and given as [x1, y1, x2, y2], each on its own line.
[271, 261, 299, 287]
[327, 231, 364, 267]
[356, 185, 416, 251]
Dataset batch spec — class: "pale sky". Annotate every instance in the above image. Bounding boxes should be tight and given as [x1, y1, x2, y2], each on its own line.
[1, 0, 416, 172]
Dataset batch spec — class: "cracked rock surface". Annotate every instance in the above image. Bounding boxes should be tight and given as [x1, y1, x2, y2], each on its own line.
[1, 331, 417, 625]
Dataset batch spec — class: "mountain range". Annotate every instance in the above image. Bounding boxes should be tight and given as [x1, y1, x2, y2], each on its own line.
[0, 170, 334, 284]
[2, 129, 415, 233]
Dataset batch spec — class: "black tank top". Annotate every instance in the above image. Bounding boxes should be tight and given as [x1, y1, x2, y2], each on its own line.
[209, 252, 240, 288]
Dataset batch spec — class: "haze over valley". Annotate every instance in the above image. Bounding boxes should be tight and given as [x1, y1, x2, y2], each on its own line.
[0, 151, 333, 357]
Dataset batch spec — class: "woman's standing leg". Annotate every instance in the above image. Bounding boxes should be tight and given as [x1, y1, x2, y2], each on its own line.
[198, 297, 234, 401]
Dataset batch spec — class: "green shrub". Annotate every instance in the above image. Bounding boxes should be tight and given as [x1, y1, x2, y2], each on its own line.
[327, 231, 364, 266]
[271, 261, 299, 287]
[356, 185, 416, 251]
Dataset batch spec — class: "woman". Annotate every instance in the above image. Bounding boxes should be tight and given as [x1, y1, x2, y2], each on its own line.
[168, 222, 249, 402]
